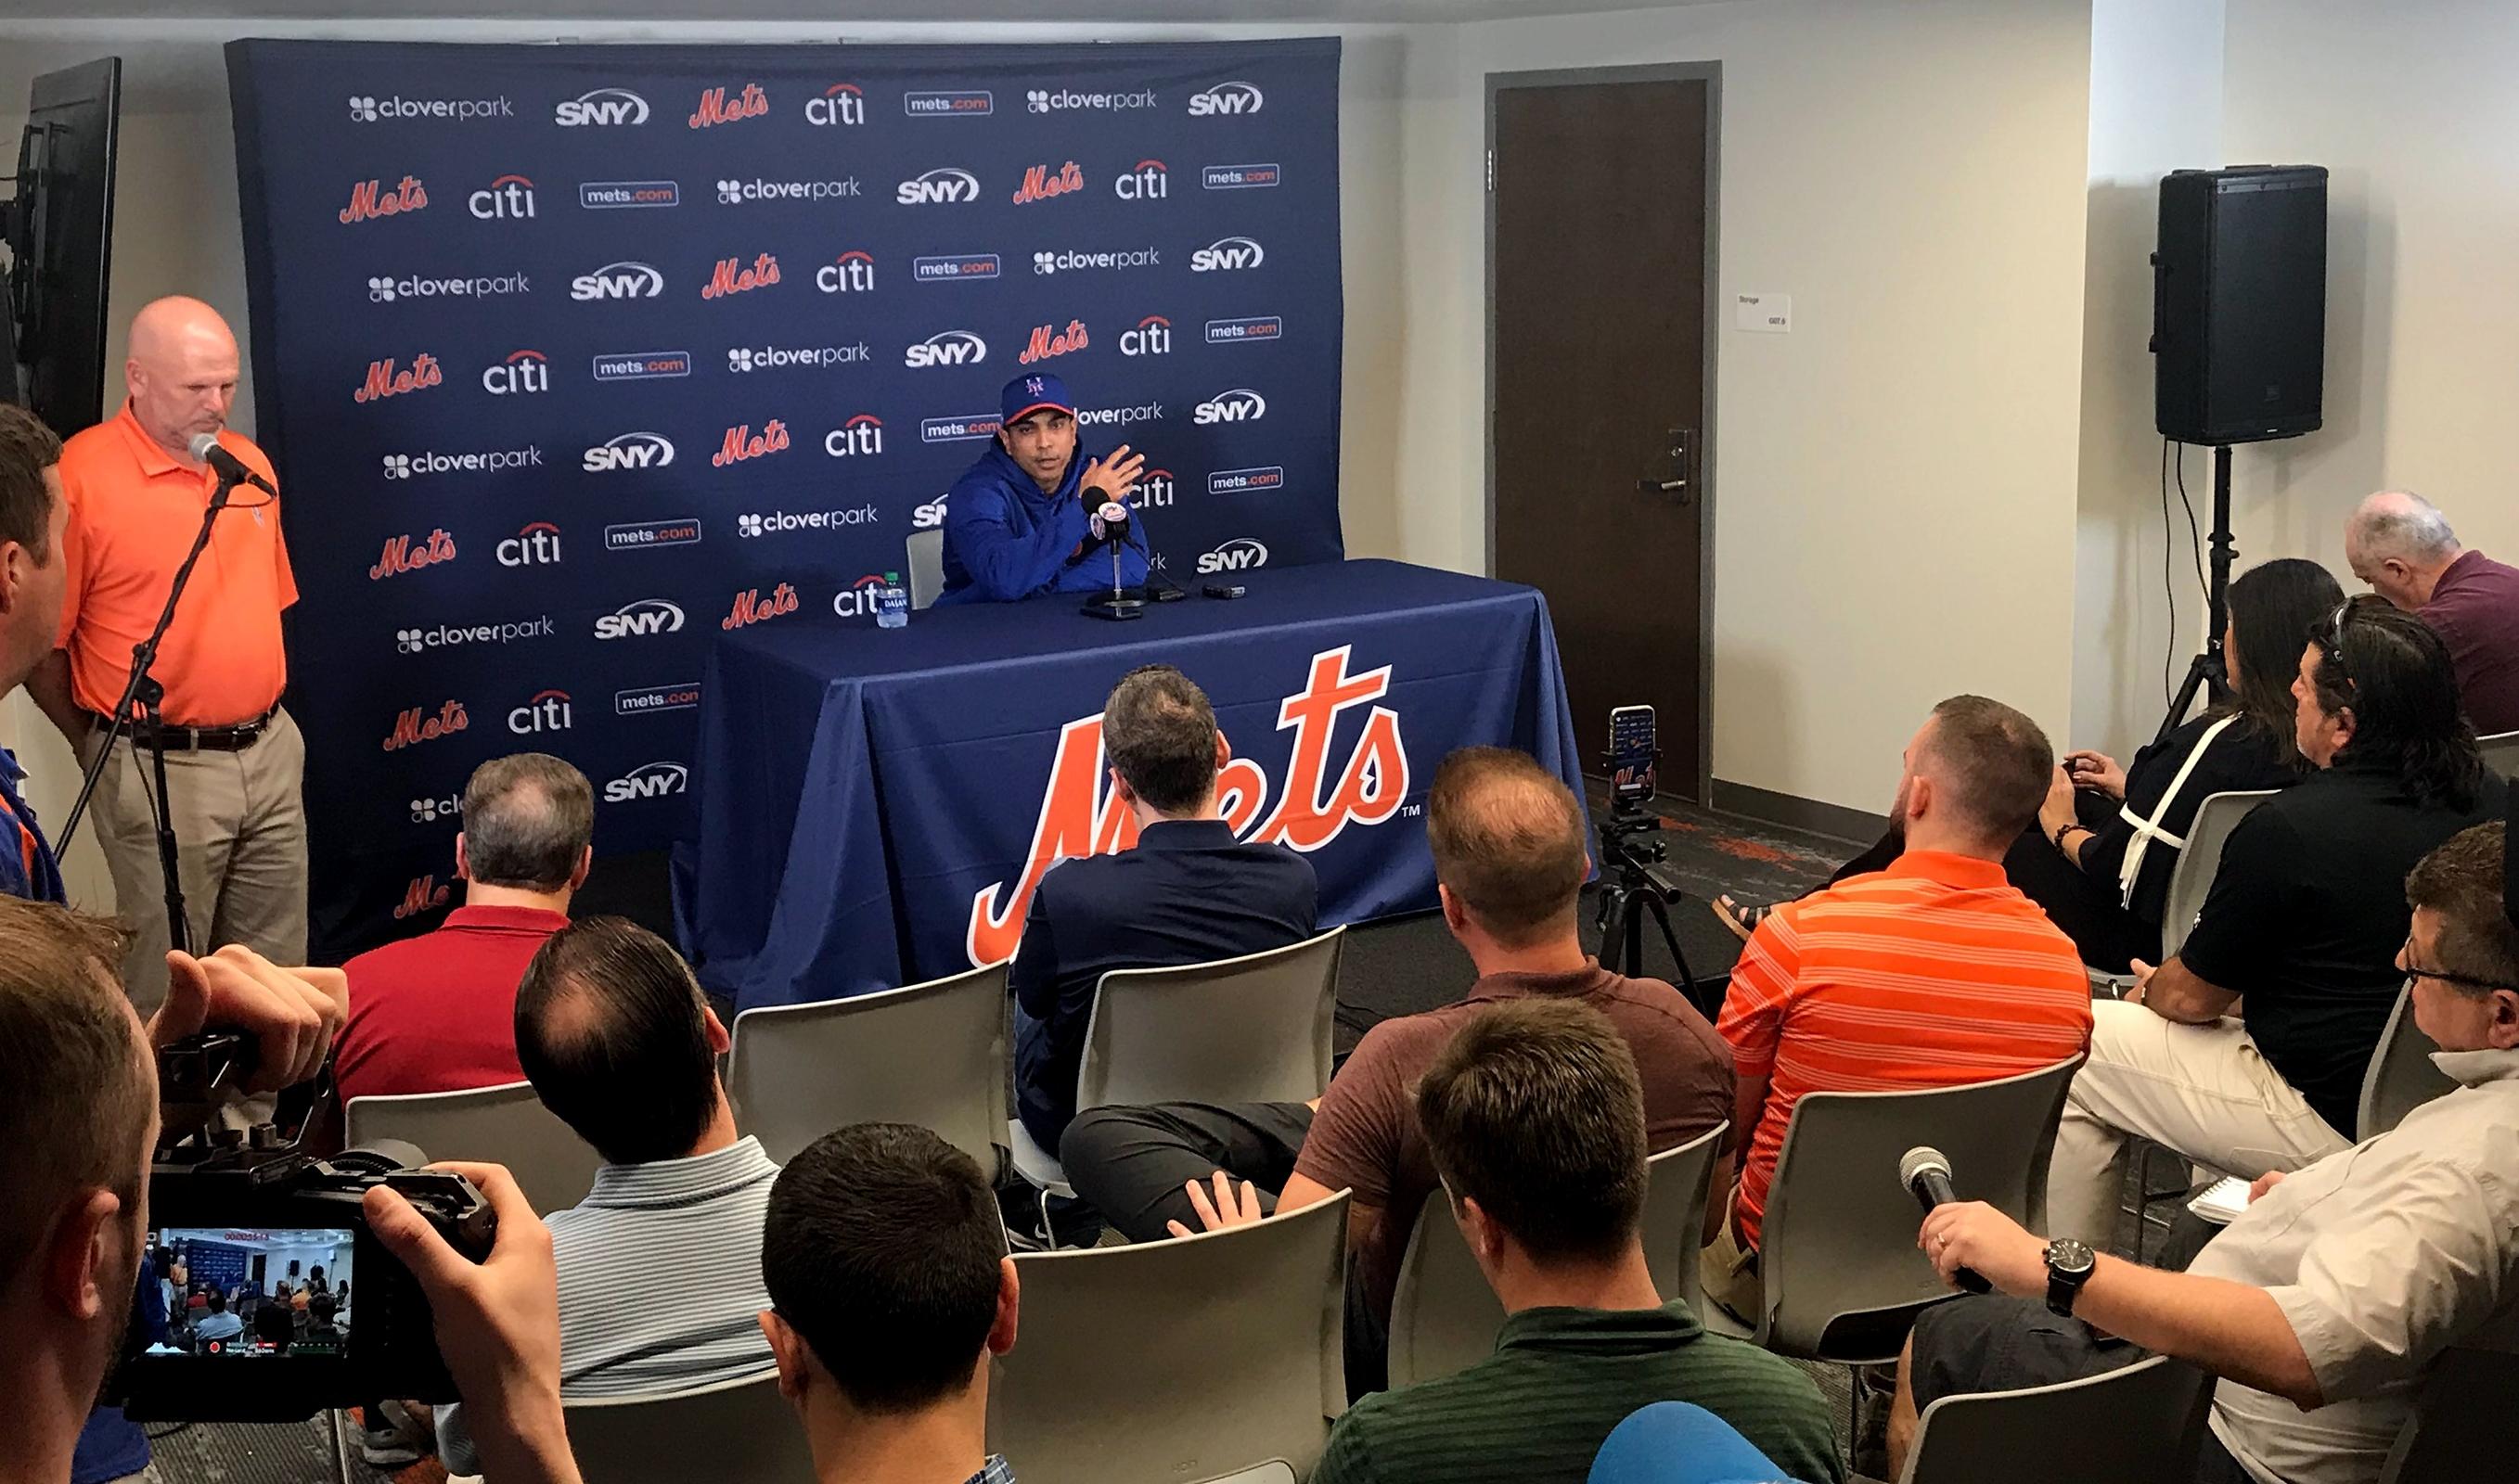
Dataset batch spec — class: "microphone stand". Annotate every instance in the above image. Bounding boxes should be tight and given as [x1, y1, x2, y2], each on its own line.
[59, 469, 238, 954]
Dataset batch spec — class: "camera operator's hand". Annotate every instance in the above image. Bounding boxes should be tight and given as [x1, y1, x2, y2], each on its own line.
[152, 946, 348, 1094]
[366, 1162, 581, 1484]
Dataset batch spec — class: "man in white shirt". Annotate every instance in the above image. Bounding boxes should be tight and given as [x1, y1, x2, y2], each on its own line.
[1894, 817, 2519, 1484]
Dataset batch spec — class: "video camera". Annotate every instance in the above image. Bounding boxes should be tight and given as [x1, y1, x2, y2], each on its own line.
[101, 1032, 495, 1422]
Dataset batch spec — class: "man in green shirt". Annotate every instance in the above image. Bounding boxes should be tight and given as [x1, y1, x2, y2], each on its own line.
[1311, 998, 1843, 1484]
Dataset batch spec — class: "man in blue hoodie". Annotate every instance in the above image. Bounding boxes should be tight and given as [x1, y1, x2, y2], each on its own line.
[936, 371, 1150, 605]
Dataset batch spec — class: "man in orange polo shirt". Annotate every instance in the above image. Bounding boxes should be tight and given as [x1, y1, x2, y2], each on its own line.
[27, 296, 303, 1012]
[1702, 696, 2095, 1327]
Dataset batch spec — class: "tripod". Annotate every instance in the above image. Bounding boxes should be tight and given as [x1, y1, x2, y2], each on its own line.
[1592, 803, 1709, 1017]
[2154, 442, 2237, 749]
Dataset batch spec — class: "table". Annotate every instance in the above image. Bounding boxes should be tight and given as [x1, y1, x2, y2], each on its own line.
[675, 558, 1584, 1010]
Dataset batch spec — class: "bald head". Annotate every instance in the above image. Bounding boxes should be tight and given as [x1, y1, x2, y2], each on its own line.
[125, 297, 241, 463]
[2347, 492, 2462, 610]
[1427, 748, 1590, 950]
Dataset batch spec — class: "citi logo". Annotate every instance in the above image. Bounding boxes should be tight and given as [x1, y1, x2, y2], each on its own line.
[1012, 160, 1086, 205]
[606, 761, 690, 803]
[1192, 388, 1267, 425]
[570, 261, 665, 301]
[340, 175, 427, 224]
[817, 251, 876, 292]
[723, 583, 801, 630]
[905, 330, 987, 369]
[350, 94, 513, 123]
[382, 700, 468, 753]
[713, 420, 791, 467]
[497, 521, 563, 567]
[690, 83, 769, 129]
[368, 272, 529, 303]
[1188, 81, 1265, 116]
[381, 445, 543, 479]
[1133, 469, 1177, 508]
[832, 573, 891, 620]
[482, 349, 550, 396]
[583, 431, 675, 473]
[355, 352, 442, 403]
[1115, 159, 1169, 200]
[903, 90, 993, 117]
[806, 83, 866, 126]
[1020, 318, 1089, 365]
[409, 796, 460, 825]
[395, 875, 454, 918]
[469, 173, 535, 219]
[824, 415, 884, 457]
[1198, 537, 1270, 574]
[913, 495, 949, 529]
[1190, 236, 1266, 273]
[703, 251, 781, 299]
[555, 87, 650, 127]
[370, 528, 456, 580]
[508, 690, 573, 735]
[594, 598, 687, 640]
[897, 168, 981, 206]
[1120, 314, 1173, 357]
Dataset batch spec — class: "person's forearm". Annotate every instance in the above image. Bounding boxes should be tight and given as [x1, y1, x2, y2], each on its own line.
[2145, 958, 2237, 1024]
[25, 649, 84, 744]
[2075, 1254, 2321, 1409]
[467, 1388, 584, 1484]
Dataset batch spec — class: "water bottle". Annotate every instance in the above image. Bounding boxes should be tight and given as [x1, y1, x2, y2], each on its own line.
[876, 570, 909, 630]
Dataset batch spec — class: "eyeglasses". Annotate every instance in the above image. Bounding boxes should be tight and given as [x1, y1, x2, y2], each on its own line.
[2314, 600, 2358, 690]
[2400, 938, 2519, 996]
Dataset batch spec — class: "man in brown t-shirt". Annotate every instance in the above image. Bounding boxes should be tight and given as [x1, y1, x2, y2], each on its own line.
[1061, 747, 1735, 1393]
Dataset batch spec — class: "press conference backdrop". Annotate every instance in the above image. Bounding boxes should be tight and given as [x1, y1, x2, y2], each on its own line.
[223, 39, 1345, 960]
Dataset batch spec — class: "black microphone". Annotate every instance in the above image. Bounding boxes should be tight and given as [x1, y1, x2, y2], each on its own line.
[1899, 1145, 1992, 1295]
[1084, 485, 1131, 545]
[187, 433, 278, 498]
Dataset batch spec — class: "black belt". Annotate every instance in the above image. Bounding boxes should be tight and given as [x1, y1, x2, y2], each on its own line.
[91, 709, 277, 752]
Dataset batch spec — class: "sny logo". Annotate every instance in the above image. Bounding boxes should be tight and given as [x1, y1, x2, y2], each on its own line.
[690, 83, 769, 129]
[703, 252, 780, 299]
[1190, 236, 1265, 273]
[713, 420, 791, 467]
[1120, 314, 1172, 357]
[394, 875, 454, 919]
[508, 690, 572, 735]
[555, 87, 649, 126]
[584, 431, 675, 473]
[968, 645, 1406, 964]
[818, 250, 876, 292]
[912, 494, 949, 529]
[370, 528, 456, 580]
[1193, 388, 1267, 424]
[340, 175, 427, 224]
[594, 598, 686, 640]
[382, 699, 468, 752]
[1020, 319, 1088, 365]
[1199, 536, 1269, 573]
[905, 330, 987, 368]
[896, 168, 981, 205]
[571, 261, 664, 300]
[1012, 160, 1085, 205]
[468, 173, 534, 219]
[1115, 159, 1168, 200]
[497, 522, 562, 566]
[1187, 81, 1265, 116]
[723, 582, 801, 630]
[605, 761, 690, 803]
[806, 83, 865, 126]
[481, 350, 549, 396]
[355, 352, 441, 403]
[824, 415, 883, 458]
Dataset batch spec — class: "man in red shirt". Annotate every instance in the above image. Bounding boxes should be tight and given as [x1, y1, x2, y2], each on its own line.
[334, 754, 593, 1104]
[2346, 490, 2519, 735]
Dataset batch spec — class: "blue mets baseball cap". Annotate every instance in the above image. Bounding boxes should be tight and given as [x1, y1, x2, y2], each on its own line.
[1001, 371, 1075, 426]
[1588, 1403, 1815, 1484]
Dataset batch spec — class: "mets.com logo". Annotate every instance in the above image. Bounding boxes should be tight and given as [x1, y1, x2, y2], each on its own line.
[905, 90, 993, 116]
[592, 350, 692, 382]
[968, 646, 1407, 965]
[1025, 86, 1157, 113]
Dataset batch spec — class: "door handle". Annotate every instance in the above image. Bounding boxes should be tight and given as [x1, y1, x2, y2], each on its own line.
[1640, 478, 1687, 493]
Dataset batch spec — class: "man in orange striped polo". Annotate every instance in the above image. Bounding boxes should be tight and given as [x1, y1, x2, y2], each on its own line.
[1702, 696, 2094, 1326]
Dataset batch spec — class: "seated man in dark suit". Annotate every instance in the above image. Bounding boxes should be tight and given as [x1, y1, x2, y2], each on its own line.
[1012, 663, 1318, 1156]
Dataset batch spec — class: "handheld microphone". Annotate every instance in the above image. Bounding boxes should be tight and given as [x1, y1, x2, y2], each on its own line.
[1898, 1145, 1992, 1295]
[187, 434, 279, 498]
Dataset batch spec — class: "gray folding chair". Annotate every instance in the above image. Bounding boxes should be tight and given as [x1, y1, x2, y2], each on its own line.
[906, 528, 946, 609]
[2478, 729, 2519, 781]
[1897, 1354, 2213, 1484]
[562, 1373, 810, 1484]
[1387, 1122, 1726, 1387]
[2160, 788, 2279, 957]
[1009, 928, 1343, 1204]
[2358, 984, 2456, 1140]
[988, 1191, 1348, 1484]
[727, 961, 1009, 1169]
[2379, 1337, 2519, 1483]
[345, 1081, 603, 1216]
[1704, 1055, 2083, 1363]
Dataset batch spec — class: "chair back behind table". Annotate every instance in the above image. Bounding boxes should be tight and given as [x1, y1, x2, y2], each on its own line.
[344, 1081, 603, 1217]
[906, 528, 945, 610]
[988, 1190, 1349, 1484]
[2160, 788, 2280, 958]
[2358, 984, 2456, 1140]
[2478, 729, 2519, 781]
[562, 1373, 812, 1484]
[1075, 927, 1344, 1112]
[1387, 1122, 1726, 1388]
[727, 961, 1009, 1169]
[1897, 1353, 2213, 1484]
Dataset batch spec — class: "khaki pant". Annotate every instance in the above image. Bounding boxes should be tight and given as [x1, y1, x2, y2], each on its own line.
[1699, 1187, 1765, 1328]
[78, 707, 308, 1015]
[2042, 998, 2351, 1247]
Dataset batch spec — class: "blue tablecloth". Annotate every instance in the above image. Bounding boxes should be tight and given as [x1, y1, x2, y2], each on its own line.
[675, 558, 1584, 1010]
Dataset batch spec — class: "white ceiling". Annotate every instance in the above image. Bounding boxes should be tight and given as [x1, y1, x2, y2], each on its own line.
[0, 0, 1722, 23]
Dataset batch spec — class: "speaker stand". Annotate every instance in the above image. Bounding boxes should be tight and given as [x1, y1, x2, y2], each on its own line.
[2154, 443, 2236, 749]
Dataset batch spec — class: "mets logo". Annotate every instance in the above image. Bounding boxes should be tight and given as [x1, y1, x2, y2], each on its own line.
[966, 646, 1409, 966]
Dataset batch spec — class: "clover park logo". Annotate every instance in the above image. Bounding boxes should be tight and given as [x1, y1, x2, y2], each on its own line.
[1033, 250, 1057, 275]
[410, 797, 457, 823]
[396, 627, 426, 654]
[349, 96, 381, 122]
[738, 513, 765, 537]
[716, 178, 742, 204]
[381, 454, 413, 480]
[1026, 89, 1050, 113]
[367, 275, 401, 302]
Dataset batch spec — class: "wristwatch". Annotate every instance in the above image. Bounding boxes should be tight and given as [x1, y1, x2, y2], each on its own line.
[2044, 1237, 2097, 1317]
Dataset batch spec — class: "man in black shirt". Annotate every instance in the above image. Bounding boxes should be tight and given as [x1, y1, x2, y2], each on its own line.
[1011, 664, 1318, 1158]
[2044, 598, 2507, 1245]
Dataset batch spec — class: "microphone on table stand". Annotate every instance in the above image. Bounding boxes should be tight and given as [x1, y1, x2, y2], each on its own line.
[1080, 485, 1146, 621]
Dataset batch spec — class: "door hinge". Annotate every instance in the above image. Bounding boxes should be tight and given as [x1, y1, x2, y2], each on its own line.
[1486, 149, 1494, 193]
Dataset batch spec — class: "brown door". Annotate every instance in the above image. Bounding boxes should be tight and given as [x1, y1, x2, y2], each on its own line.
[1492, 74, 1711, 799]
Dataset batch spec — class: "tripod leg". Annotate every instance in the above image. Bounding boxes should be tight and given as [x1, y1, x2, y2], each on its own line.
[146, 736, 190, 953]
[1641, 893, 1711, 1018]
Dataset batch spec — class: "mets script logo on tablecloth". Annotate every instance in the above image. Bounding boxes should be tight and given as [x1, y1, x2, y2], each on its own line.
[966, 646, 1410, 966]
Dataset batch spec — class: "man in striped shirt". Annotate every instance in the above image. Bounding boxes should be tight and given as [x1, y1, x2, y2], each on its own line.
[1703, 696, 2094, 1326]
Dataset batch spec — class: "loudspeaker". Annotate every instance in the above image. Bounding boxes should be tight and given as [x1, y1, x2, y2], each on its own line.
[2153, 165, 2328, 445]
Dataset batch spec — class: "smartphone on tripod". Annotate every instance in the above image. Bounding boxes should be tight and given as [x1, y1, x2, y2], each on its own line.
[1609, 705, 1657, 809]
